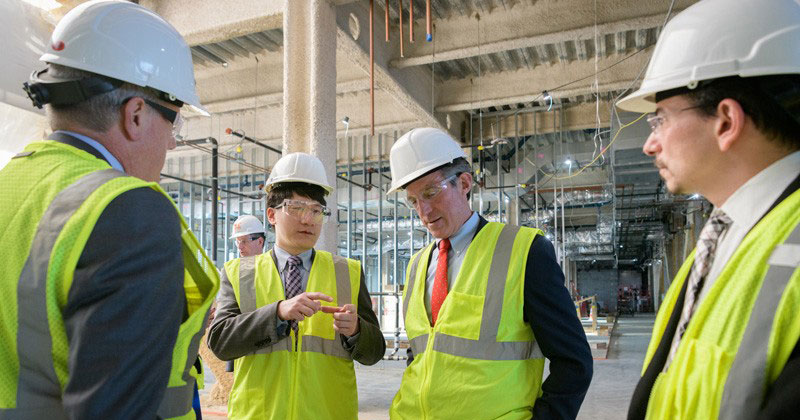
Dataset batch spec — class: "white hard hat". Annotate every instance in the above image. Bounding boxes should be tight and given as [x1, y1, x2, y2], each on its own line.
[617, 0, 800, 113]
[387, 128, 467, 195]
[230, 215, 265, 239]
[38, 0, 207, 115]
[265, 152, 333, 195]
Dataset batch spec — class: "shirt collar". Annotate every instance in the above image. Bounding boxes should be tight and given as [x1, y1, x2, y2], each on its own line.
[720, 150, 800, 229]
[438, 211, 479, 256]
[55, 130, 125, 172]
[274, 245, 313, 272]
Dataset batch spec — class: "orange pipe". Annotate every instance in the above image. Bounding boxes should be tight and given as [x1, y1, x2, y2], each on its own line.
[399, 0, 404, 57]
[426, 0, 431, 42]
[385, 0, 389, 42]
[370, 0, 375, 136]
[409, 0, 414, 43]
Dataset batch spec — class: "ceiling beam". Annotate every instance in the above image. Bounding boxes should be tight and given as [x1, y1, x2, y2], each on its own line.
[390, 1, 695, 68]
[142, 0, 283, 46]
[334, 1, 449, 134]
[436, 49, 651, 113]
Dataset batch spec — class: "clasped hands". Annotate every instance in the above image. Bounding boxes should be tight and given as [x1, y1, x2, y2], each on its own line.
[277, 292, 360, 336]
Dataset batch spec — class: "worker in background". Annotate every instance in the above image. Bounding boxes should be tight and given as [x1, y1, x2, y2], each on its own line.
[0, 1, 219, 419]
[210, 215, 268, 373]
[207, 152, 385, 420]
[615, 0, 800, 418]
[210, 215, 268, 325]
[387, 128, 593, 419]
[231, 215, 268, 257]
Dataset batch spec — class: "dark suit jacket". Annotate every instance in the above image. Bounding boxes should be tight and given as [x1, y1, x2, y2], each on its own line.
[208, 249, 385, 366]
[627, 173, 800, 420]
[407, 216, 593, 420]
[45, 133, 185, 419]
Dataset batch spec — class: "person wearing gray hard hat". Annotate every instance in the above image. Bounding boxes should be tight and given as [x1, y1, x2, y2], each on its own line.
[387, 128, 592, 420]
[616, 0, 800, 419]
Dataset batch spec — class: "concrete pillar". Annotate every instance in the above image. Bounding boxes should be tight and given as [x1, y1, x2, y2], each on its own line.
[283, 0, 338, 253]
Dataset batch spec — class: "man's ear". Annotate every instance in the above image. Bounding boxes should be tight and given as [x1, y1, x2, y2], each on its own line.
[458, 172, 473, 196]
[120, 96, 148, 141]
[266, 207, 277, 226]
[714, 98, 747, 153]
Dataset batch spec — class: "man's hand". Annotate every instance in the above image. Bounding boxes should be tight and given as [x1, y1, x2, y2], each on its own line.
[277, 292, 333, 321]
[321, 304, 360, 337]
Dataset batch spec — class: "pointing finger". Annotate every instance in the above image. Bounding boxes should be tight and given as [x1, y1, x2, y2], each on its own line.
[305, 292, 334, 302]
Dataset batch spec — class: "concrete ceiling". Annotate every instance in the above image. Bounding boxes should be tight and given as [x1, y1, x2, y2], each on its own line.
[18, 0, 701, 265]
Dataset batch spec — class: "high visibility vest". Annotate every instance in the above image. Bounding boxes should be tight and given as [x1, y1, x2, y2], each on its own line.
[224, 250, 362, 420]
[642, 189, 800, 419]
[0, 140, 219, 420]
[390, 222, 546, 420]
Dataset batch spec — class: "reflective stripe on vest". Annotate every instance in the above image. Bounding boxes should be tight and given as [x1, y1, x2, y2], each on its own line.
[641, 190, 800, 419]
[235, 253, 354, 359]
[719, 222, 800, 420]
[403, 224, 543, 361]
[0, 142, 218, 420]
[0, 169, 123, 419]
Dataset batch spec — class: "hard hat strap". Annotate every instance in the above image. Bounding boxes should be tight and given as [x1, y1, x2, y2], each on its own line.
[23, 68, 123, 109]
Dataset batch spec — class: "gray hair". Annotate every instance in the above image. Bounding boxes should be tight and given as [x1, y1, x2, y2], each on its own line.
[438, 157, 473, 183]
[45, 64, 160, 133]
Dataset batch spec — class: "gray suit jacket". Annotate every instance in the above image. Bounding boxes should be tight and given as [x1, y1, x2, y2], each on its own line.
[207, 249, 385, 365]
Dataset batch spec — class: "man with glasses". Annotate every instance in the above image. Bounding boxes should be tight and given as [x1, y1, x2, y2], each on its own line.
[616, 0, 800, 419]
[0, 1, 219, 419]
[387, 128, 592, 419]
[208, 152, 385, 419]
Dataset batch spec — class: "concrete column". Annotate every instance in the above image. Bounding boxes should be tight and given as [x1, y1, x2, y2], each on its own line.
[283, 0, 338, 253]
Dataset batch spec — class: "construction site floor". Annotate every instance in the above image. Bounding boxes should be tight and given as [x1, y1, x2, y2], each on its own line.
[200, 314, 655, 420]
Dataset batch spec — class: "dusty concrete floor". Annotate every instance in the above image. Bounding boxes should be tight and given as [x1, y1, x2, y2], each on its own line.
[200, 314, 654, 419]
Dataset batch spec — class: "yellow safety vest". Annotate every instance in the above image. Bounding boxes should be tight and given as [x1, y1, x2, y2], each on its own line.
[390, 222, 546, 420]
[0, 140, 219, 420]
[225, 250, 362, 420]
[642, 189, 800, 419]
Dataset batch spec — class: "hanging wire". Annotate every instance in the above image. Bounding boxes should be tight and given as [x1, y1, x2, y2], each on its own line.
[535, 112, 647, 180]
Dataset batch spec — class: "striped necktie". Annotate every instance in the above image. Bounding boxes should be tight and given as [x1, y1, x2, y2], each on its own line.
[666, 208, 732, 368]
[285, 255, 303, 332]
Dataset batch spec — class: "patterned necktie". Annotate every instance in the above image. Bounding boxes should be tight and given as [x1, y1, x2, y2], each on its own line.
[285, 255, 303, 332]
[667, 208, 732, 366]
[431, 238, 451, 326]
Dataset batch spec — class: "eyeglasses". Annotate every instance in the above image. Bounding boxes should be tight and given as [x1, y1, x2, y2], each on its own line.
[144, 99, 184, 139]
[274, 199, 331, 224]
[235, 235, 261, 246]
[646, 105, 702, 134]
[124, 97, 183, 139]
[400, 174, 459, 211]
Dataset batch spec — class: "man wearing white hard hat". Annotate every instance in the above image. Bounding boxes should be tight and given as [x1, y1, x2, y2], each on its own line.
[615, 1, 800, 419]
[0, 1, 219, 419]
[387, 128, 592, 419]
[231, 215, 267, 258]
[205, 215, 267, 384]
[208, 153, 385, 419]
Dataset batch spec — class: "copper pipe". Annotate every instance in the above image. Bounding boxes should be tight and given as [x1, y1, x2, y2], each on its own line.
[399, 0, 404, 57]
[409, 0, 414, 43]
[370, 0, 375, 136]
[426, 0, 431, 42]
[385, 0, 389, 42]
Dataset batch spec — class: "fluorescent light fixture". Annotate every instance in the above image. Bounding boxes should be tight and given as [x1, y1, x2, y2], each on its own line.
[20, 0, 61, 11]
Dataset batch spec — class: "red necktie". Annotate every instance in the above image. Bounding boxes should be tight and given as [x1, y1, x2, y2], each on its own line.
[431, 238, 451, 326]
